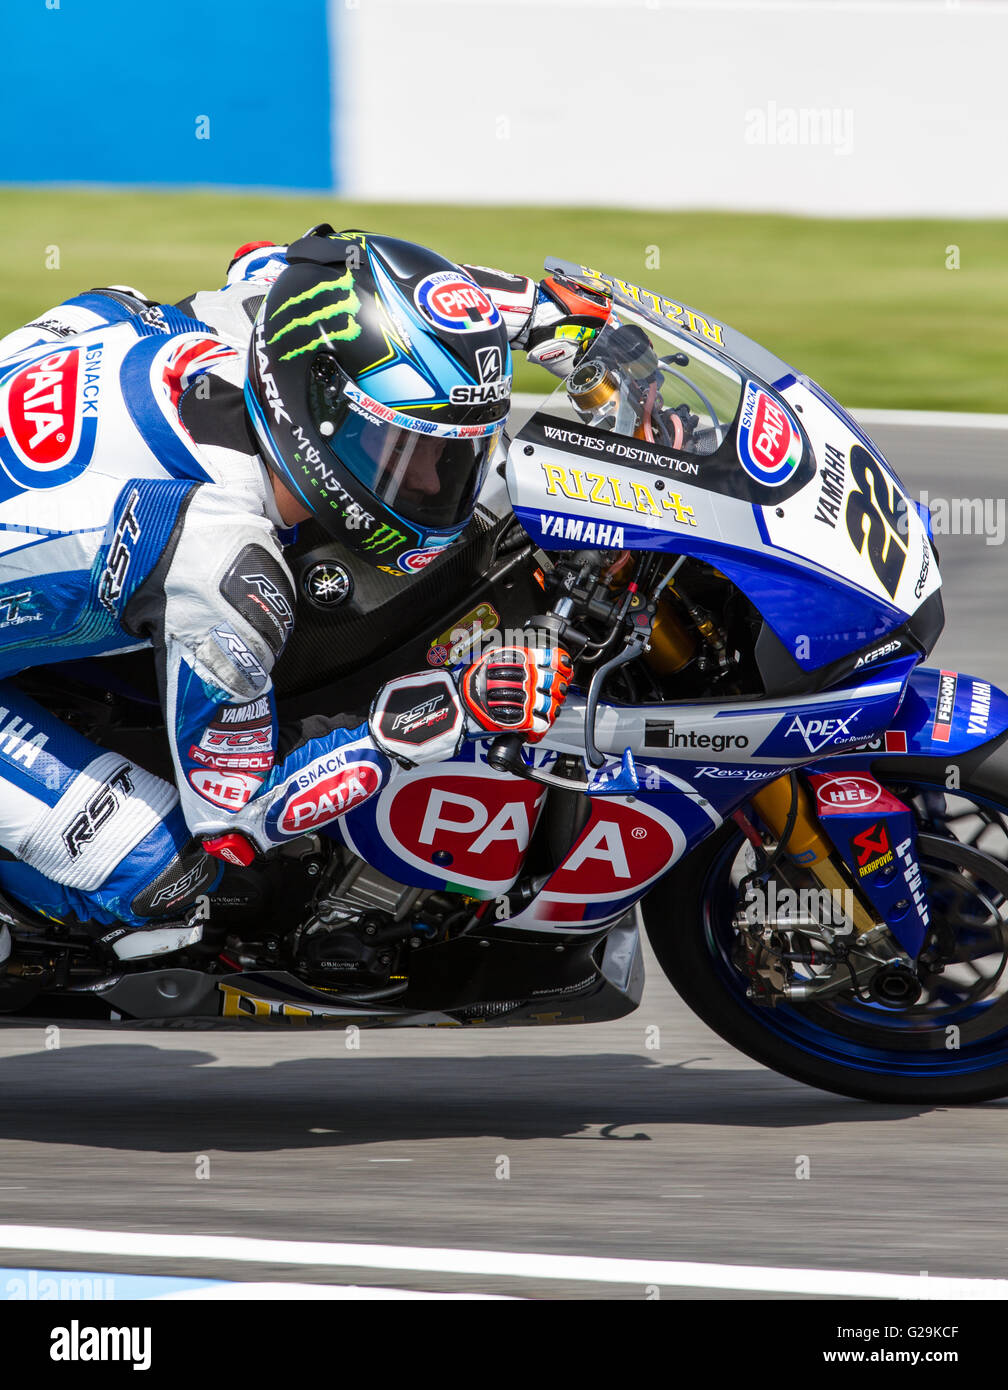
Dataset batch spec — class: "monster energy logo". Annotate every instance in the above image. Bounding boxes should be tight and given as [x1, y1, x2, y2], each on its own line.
[267, 271, 362, 360]
[361, 524, 407, 554]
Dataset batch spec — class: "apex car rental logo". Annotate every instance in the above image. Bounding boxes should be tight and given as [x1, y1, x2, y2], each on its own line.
[278, 761, 381, 833]
[780, 708, 862, 754]
[736, 380, 802, 487]
[413, 272, 502, 334]
[0, 343, 102, 488]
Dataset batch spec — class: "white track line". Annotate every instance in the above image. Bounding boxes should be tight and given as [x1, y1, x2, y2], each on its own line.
[157, 1282, 513, 1301]
[509, 393, 1008, 431]
[0, 1226, 1003, 1299]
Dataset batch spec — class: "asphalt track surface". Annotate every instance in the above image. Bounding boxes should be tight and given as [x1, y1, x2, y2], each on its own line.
[0, 414, 1007, 1300]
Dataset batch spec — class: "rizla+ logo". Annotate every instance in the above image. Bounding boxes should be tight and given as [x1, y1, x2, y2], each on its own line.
[267, 271, 362, 360]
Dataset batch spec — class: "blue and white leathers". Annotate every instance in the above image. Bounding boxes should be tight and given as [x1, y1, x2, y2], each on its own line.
[0, 287, 391, 926]
[0, 247, 547, 929]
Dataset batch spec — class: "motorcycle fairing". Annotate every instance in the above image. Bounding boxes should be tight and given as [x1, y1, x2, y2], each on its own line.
[508, 286, 940, 674]
[825, 667, 1008, 760]
[803, 771, 927, 956]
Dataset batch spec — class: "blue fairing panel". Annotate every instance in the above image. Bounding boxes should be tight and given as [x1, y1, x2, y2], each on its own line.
[823, 666, 1008, 760]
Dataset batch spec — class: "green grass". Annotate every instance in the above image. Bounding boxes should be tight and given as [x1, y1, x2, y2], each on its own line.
[2, 188, 1006, 411]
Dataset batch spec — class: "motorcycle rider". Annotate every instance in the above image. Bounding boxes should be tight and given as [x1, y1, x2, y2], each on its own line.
[0, 226, 609, 962]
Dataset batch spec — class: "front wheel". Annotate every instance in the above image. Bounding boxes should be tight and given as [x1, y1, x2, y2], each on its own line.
[642, 739, 1008, 1103]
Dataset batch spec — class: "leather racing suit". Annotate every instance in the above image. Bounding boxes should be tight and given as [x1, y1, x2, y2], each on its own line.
[0, 243, 601, 935]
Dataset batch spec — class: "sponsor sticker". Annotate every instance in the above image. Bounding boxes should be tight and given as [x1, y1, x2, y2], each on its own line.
[189, 768, 260, 809]
[413, 271, 501, 334]
[851, 822, 894, 878]
[736, 380, 802, 487]
[814, 773, 881, 810]
[398, 546, 447, 574]
[426, 602, 500, 666]
[932, 670, 957, 743]
[0, 343, 102, 489]
[968, 680, 991, 738]
[278, 761, 381, 833]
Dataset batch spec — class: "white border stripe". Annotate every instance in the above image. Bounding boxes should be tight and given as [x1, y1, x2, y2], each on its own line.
[510, 393, 1008, 431]
[0, 1226, 1004, 1299]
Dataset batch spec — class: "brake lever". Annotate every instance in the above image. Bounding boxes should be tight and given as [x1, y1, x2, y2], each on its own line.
[583, 610, 653, 767]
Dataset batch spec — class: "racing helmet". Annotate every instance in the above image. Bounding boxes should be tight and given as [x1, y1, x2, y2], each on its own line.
[245, 227, 512, 575]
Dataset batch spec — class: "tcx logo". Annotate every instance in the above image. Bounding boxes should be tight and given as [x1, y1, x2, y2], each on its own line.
[786, 709, 861, 753]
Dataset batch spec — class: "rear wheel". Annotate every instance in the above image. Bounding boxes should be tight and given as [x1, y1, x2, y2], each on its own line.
[643, 742, 1008, 1102]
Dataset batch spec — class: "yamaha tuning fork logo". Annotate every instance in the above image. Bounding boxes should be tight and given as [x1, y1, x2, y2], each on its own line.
[303, 561, 352, 607]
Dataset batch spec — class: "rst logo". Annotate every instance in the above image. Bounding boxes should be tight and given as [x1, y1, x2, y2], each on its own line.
[384, 774, 545, 890]
[0, 343, 102, 489]
[278, 762, 381, 833]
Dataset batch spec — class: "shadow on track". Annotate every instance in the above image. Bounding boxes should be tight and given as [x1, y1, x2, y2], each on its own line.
[0, 1044, 947, 1152]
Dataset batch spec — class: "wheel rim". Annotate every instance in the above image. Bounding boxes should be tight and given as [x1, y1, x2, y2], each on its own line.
[701, 775, 1008, 1078]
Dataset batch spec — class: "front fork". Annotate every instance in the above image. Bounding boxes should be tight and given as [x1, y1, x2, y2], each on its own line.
[740, 770, 926, 1004]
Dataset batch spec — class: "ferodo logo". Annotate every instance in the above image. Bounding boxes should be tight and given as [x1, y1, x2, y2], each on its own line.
[413, 272, 502, 334]
[0, 343, 101, 488]
[813, 774, 881, 810]
[387, 774, 544, 886]
[279, 762, 381, 833]
[546, 801, 680, 898]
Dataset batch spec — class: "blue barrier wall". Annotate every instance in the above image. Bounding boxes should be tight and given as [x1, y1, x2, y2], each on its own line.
[0, 0, 335, 189]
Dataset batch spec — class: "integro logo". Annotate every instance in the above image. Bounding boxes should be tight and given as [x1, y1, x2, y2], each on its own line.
[413, 272, 501, 334]
[0, 344, 101, 488]
[736, 380, 802, 487]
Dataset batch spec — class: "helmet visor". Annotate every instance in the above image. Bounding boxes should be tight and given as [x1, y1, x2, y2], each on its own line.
[308, 361, 503, 533]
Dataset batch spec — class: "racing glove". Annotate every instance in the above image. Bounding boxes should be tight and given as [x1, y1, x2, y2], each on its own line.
[370, 646, 573, 766]
[460, 645, 573, 741]
[520, 274, 612, 378]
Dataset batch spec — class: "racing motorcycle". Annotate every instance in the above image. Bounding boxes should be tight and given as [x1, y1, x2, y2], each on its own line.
[5, 257, 1008, 1105]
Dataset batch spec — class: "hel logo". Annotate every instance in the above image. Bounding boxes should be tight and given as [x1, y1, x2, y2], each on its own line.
[388, 776, 545, 885]
[280, 762, 381, 833]
[736, 380, 802, 487]
[815, 774, 881, 809]
[0, 344, 100, 488]
[189, 767, 260, 809]
[851, 822, 893, 878]
[548, 801, 679, 897]
[414, 272, 502, 334]
[933, 670, 957, 742]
